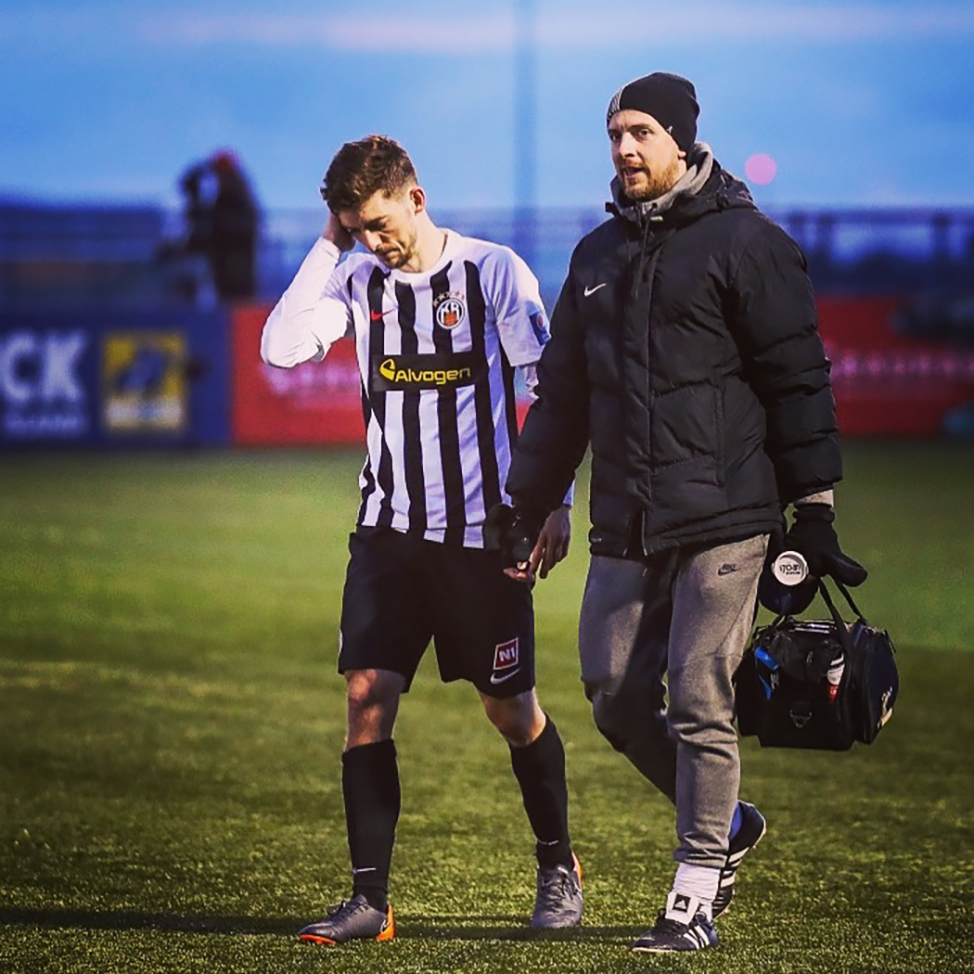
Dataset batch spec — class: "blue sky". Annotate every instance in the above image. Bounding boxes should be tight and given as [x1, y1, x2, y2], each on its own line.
[2, 0, 972, 212]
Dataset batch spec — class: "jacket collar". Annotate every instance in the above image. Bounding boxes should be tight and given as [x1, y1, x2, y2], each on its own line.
[607, 144, 755, 228]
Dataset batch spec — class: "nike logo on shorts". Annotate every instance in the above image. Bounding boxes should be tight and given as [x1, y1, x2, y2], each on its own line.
[583, 283, 607, 297]
[489, 668, 522, 685]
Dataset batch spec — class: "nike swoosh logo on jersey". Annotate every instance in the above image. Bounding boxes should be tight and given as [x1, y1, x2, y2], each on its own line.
[489, 668, 522, 685]
[369, 305, 400, 321]
[583, 283, 607, 297]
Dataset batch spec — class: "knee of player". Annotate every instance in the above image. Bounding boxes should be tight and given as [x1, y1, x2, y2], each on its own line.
[483, 696, 542, 746]
[345, 670, 399, 716]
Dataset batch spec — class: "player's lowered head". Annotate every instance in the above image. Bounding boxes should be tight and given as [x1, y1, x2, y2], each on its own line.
[320, 134, 446, 273]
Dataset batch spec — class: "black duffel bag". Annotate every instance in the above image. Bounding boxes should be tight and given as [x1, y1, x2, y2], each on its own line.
[735, 578, 899, 750]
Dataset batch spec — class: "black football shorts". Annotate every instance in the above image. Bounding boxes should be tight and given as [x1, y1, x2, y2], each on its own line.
[338, 527, 535, 699]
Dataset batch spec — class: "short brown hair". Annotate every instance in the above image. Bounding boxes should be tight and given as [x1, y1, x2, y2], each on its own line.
[320, 135, 418, 212]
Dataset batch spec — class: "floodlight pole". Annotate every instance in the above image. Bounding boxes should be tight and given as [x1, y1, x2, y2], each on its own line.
[513, 0, 537, 269]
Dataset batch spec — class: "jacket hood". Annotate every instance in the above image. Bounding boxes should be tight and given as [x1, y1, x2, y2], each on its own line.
[608, 143, 755, 228]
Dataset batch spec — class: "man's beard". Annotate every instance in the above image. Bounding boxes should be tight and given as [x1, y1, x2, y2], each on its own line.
[624, 157, 684, 201]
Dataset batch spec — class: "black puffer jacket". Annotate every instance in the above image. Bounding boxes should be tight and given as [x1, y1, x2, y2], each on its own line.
[507, 150, 841, 558]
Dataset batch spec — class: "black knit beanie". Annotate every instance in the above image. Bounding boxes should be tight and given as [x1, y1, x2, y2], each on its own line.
[606, 72, 699, 155]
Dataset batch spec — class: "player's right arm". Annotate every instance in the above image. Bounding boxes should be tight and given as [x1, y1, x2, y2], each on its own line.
[260, 213, 355, 368]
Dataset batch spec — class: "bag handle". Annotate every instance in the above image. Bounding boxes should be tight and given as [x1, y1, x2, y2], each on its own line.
[833, 578, 866, 622]
[817, 577, 867, 625]
[756, 577, 867, 651]
[815, 577, 870, 657]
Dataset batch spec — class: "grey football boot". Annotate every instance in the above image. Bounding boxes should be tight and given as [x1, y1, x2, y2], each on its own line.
[530, 853, 583, 928]
[298, 893, 395, 945]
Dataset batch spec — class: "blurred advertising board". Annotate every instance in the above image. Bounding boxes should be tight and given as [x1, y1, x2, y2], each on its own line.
[230, 305, 364, 445]
[0, 309, 230, 447]
[818, 297, 974, 436]
[6, 297, 971, 449]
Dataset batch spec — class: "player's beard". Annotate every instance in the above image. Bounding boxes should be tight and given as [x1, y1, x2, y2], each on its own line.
[377, 225, 420, 270]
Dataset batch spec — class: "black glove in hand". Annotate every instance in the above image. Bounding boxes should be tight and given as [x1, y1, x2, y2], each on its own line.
[484, 503, 544, 569]
[784, 503, 868, 586]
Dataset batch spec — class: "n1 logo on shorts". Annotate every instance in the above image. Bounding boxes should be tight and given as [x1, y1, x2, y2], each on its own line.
[493, 638, 519, 671]
[490, 638, 521, 686]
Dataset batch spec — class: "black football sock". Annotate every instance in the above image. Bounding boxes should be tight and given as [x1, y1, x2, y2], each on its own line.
[342, 739, 400, 912]
[509, 714, 573, 870]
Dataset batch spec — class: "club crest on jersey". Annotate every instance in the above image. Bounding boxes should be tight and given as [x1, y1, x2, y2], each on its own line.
[493, 638, 520, 671]
[434, 292, 466, 330]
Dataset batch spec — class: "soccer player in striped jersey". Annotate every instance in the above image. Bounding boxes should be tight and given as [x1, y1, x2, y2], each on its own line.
[260, 135, 582, 945]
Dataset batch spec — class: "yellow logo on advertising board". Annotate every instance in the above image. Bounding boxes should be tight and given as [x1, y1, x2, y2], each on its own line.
[102, 333, 187, 433]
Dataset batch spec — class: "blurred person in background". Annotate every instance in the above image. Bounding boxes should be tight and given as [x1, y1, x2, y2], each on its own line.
[492, 72, 866, 954]
[260, 135, 582, 946]
[162, 149, 259, 302]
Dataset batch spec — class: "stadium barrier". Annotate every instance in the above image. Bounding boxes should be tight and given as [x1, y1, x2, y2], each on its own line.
[4, 298, 973, 449]
[231, 304, 363, 446]
[229, 304, 536, 446]
[818, 297, 974, 436]
[232, 299, 974, 445]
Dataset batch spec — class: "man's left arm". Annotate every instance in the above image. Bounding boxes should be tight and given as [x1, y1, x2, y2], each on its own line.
[510, 364, 573, 581]
[486, 249, 573, 581]
[729, 222, 866, 585]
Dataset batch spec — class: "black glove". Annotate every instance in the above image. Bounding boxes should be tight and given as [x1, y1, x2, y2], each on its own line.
[484, 503, 544, 569]
[758, 528, 819, 615]
[783, 503, 868, 587]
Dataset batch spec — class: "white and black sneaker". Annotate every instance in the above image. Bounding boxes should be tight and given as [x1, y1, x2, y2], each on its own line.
[631, 892, 718, 953]
[712, 801, 767, 919]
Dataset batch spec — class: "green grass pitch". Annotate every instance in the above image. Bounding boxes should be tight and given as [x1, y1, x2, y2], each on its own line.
[1, 442, 972, 974]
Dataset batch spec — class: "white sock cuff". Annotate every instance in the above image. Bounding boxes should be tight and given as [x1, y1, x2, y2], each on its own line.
[672, 863, 720, 916]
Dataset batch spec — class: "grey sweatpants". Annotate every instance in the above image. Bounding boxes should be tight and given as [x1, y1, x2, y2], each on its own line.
[579, 534, 768, 870]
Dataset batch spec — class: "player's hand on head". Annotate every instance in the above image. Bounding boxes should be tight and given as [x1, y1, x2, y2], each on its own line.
[531, 505, 571, 580]
[324, 212, 355, 252]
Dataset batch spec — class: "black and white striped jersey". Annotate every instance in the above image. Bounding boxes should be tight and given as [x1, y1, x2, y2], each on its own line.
[260, 229, 551, 547]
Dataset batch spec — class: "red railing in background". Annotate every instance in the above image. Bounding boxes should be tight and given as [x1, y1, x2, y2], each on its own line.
[231, 299, 974, 445]
[818, 297, 974, 436]
[231, 304, 534, 445]
[231, 305, 364, 445]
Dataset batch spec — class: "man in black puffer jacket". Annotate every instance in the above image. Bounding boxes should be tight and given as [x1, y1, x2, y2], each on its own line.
[490, 72, 866, 954]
